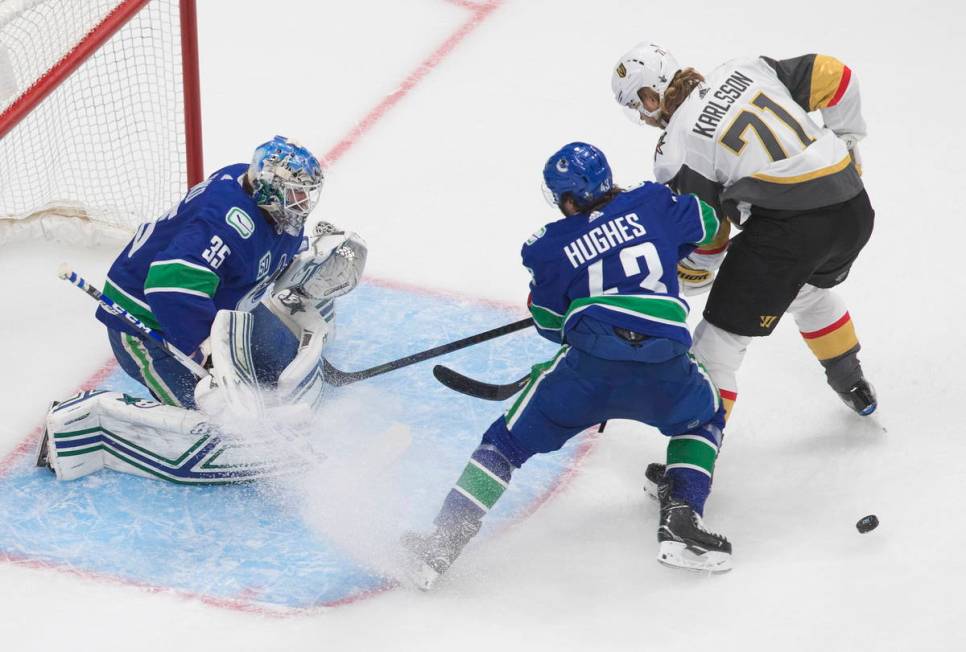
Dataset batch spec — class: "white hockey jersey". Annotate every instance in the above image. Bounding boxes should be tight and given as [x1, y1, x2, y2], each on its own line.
[654, 54, 866, 224]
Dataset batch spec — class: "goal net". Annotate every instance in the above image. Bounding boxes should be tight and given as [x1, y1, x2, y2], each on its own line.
[0, 0, 202, 245]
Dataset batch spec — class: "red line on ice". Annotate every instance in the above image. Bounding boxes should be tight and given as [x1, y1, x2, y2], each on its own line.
[0, 0, 592, 617]
[324, 0, 503, 165]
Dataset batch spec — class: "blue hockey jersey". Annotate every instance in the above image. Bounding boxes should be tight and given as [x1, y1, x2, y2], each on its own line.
[97, 163, 304, 354]
[524, 182, 719, 352]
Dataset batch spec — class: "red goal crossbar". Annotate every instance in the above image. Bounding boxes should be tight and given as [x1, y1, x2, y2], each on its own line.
[0, 0, 203, 187]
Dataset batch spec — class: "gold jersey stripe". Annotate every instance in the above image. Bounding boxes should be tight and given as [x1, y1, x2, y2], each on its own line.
[809, 54, 847, 110]
[751, 154, 851, 185]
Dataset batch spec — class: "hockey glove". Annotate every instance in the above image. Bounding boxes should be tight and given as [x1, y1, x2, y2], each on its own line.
[274, 221, 368, 301]
[677, 248, 727, 296]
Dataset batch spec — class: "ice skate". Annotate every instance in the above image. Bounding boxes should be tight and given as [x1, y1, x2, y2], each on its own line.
[35, 401, 58, 472]
[657, 499, 732, 574]
[401, 519, 481, 591]
[837, 377, 877, 416]
[35, 427, 51, 471]
[642, 462, 669, 504]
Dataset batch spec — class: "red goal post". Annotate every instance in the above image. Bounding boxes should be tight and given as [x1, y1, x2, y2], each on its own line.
[0, 0, 202, 244]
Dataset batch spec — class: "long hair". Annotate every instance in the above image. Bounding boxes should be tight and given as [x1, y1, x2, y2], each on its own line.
[662, 67, 705, 121]
[582, 187, 623, 213]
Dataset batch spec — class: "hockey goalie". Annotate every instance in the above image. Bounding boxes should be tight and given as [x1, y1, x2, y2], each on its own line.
[36, 136, 367, 484]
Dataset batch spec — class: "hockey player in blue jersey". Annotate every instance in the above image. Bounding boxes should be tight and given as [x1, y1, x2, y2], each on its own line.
[405, 142, 731, 588]
[38, 136, 368, 484]
[94, 135, 365, 409]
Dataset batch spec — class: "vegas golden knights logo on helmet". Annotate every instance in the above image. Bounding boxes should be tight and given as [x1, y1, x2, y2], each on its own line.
[759, 315, 777, 328]
[616, 63, 627, 78]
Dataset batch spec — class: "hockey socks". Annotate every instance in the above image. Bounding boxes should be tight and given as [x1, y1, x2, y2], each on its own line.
[435, 444, 513, 529]
[404, 445, 513, 590]
[665, 422, 722, 516]
[800, 312, 863, 393]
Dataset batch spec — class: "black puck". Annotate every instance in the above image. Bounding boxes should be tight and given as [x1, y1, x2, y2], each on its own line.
[856, 514, 879, 533]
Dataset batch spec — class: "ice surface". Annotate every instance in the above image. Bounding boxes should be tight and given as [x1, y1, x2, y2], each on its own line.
[2, 0, 966, 650]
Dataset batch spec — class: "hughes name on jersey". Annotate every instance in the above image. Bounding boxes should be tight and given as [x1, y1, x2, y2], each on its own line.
[97, 164, 304, 354]
[524, 182, 719, 353]
[656, 54, 866, 224]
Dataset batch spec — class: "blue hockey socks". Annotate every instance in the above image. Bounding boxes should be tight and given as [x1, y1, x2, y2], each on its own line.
[434, 444, 514, 529]
[665, 422, 722, 516]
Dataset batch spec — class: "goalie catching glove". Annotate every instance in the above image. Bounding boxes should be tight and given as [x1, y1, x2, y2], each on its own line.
[274, 221, 368, 301]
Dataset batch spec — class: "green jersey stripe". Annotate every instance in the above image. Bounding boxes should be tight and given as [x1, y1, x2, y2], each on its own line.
[562, 297, 690, 333]
[694, 197, 720, 247]
[144, 261, 220, 297]
[151, 258, 217, 275]
[529, 303, 563, 331]
[103, 280, 161, 330]
[505, 346, 569, 429]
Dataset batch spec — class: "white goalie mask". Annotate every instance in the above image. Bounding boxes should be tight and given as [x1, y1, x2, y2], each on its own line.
[611, 42, 681, 127]
[248, 136, 325, 236]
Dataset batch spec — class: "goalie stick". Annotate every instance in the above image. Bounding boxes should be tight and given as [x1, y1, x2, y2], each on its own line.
[57, 264, 209, 379]
[322, 317, 533, 386]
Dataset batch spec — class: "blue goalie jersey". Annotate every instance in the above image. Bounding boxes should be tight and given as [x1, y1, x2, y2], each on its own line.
[524, 182, 719, 352]
[96, 163, 305, 354]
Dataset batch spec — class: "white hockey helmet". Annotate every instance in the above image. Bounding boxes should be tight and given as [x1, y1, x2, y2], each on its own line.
[611, 42, 681, 125]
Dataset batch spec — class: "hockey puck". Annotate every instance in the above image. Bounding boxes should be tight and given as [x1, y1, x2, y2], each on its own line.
[856, 514, 879, 533]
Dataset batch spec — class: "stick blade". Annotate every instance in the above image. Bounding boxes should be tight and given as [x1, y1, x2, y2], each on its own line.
[432, 365, 529, 401]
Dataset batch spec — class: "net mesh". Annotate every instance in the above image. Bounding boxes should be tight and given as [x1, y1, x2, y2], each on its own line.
[0, 0, 189, 235]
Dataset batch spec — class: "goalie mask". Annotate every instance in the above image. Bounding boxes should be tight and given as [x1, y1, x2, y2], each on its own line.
[611, 42, 681, 127]
[248, 135, 325, 236]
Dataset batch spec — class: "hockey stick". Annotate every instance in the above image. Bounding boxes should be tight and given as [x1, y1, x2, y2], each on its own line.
[432, 365, 530, 401]
[432, 364, 608, 431]
[57, 264, 209, 379]
[322, 317, 534, 386]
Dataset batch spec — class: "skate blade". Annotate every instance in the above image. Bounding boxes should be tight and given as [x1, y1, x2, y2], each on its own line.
[35, 427, 51, 470]
[657, 541, 732, 574]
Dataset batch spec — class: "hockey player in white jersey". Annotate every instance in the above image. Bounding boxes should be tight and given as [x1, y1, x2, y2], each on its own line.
[611, 44, 876, 421]
[37, 136, 368, 484]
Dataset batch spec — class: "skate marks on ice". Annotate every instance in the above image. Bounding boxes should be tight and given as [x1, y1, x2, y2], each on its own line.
[0, 282, 592, 612]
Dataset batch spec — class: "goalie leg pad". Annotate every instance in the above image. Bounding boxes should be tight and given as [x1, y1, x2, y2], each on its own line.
[197, 310, 265, 419]
[45, 390, 296, 483]
[276, 323, 329, 413]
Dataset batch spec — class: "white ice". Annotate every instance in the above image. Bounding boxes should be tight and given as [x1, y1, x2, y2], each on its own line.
[2, 0, 966, 650]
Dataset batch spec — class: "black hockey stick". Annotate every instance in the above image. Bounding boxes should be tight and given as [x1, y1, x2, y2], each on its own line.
[432, 365, 530, 401]
[322, 317, 533, 386]
[432, 364, 609, 431]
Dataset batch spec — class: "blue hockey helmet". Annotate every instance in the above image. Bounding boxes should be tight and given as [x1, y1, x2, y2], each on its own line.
[248, 135, 324, 235]
[542, 142, 613, 210]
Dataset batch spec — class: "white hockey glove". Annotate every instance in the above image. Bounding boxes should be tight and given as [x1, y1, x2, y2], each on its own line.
[274, 221, 368, 301]
[678, 248, 727, 296]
